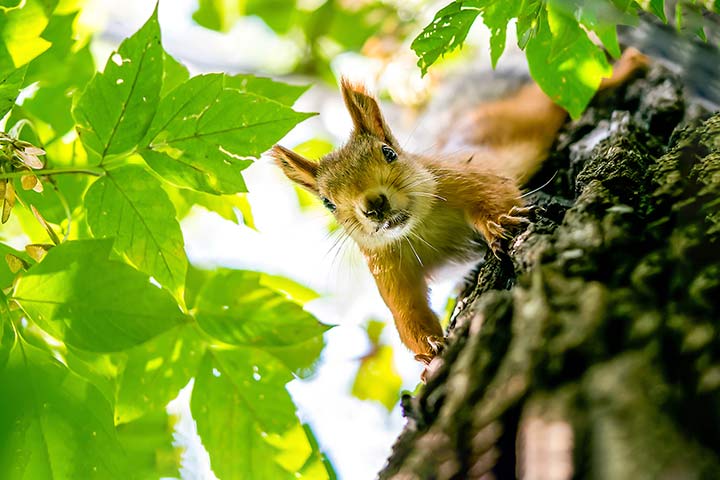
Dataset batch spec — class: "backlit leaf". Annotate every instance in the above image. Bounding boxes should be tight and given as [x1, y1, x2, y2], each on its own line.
[0, 0, 52, 68]
[85, 166, 188, 301]
[141, 73, 313, 195]
[0, 338, 130, 479]
[482, 1, 519, 67]
[195, 270, 328, 349]
[72, 8, 163, 161]
[351, 345, 402, 412]
[116, 411, 183, 479]
[259, 273, 320, 304]
[194, 270, 328, 378]
[23, 11, 96, 136]
[166, 185, 254, 227]
[115, 325, 204, 424]
[411, 0, 484, 75]
[192, 0, 241, 31]
[191, 349, 319, 479]
[648, 0, 667, 22]
[523, 4, 611, 118]
[224, 74, 309, 106]
[0, 294, 14, 369]
[160, 51, 189, 98]
[12, 239, 187, 352]
[0, 57, 25, 118]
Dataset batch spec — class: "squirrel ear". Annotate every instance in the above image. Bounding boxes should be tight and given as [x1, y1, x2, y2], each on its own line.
[340, 77, 398, 146]
[270, 144, 319, 193]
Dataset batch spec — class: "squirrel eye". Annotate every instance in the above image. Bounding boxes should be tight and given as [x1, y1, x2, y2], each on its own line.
[322, 197, 336, 212]
[382, 145, 397, 163]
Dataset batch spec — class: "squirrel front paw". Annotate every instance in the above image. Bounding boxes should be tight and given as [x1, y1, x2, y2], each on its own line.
[413, 335, 446, 365]
[480, 205, 534, 257]
[415, 335, 446, 383]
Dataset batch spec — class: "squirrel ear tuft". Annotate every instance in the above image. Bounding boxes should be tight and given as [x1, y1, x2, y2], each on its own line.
[340, 77, 398, 146]
[270, 144, 319, 193]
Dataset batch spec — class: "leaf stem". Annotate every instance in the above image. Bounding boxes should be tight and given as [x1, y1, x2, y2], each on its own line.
[0, 167, 105, 180]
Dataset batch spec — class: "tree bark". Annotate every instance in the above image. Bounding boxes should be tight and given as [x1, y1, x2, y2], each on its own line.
[379, 65, 720, 480]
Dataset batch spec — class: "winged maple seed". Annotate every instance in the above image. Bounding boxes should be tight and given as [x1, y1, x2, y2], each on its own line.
[0, 132, 47, 223]
[15, 144, 45, 169]
[5, 253, 29, 273]
[1, 180, 15, 224]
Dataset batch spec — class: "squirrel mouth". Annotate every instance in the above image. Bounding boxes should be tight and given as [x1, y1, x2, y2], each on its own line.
[375, 211, 410, 232]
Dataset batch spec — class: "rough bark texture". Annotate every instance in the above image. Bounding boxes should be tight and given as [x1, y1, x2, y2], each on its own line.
[378, 66, 720, 480]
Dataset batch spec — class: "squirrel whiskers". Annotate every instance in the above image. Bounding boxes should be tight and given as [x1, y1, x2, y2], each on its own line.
[272, 50, 649, 366]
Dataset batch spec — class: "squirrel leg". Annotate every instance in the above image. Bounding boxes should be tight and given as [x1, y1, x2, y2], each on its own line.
[472, 204, 532, 257]
[371, 267, 445, 362]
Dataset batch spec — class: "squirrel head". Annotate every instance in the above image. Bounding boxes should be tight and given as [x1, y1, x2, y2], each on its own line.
[271, 78, 437, 250]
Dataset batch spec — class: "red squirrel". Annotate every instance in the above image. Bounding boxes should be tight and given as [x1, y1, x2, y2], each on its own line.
[272, 49, 649, 365]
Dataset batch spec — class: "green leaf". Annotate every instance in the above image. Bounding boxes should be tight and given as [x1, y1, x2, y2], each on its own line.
[24, 12, 81, 86]
[192, 349, 318, 479]
[0, 0, 52, 68]
[115, 325, 204, 424]
[195, 270, 328, 378]
[117, 412, 182, 479]
[298, 423, 337, 479]
[516, 0, 543, 49]
[141, 73, 313, 195]
[63, 345, 119, 408]
[264, 335, 326, 380]
[22, 11, 96, 136]
[72, 7, 163, 161]
[184, 264, 214, 310]
[195, 270, 329, 349]
[0, 58, 25, 118]
[351, 345, 402, 412]
[259, 273, 320, 304]
[0, 338, 130, 479]
[193, 0, 241, 31]
[523, 4, 611, 118]
[0, 291, 14, 369]
[411, 0, 484, 75]
[224, 74, 309, 106]
[160, 51, 189, 98]
[166, 185, 254, 227]
[482, 1, 519, 67]
[85, 166, 188, 301]
[245, 0, 296, 34]
[12, 239, 187, 352]
[648, 0, 667, 22]
[574, 1, 637, 59]
[0, 0, 22, 8]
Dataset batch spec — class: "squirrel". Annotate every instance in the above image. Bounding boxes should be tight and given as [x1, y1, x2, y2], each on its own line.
[271, 48, 649, 366]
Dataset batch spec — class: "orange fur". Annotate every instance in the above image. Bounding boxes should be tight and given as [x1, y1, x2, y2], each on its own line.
[272, 49, 649, 362]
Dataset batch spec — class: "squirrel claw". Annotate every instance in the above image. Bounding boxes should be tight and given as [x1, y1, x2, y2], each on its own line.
[426, 335, 446, 354]
[508, 205, 535, 216]
[490, 240, 505, 258]
[414, 336, 446, 366]
[414, 353, 433, 365]
[498, 213, 531, 227]
[487, 221, 510, 239]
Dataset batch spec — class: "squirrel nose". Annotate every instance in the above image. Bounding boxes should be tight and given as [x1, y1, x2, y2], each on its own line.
[364, 193, 389, 219]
